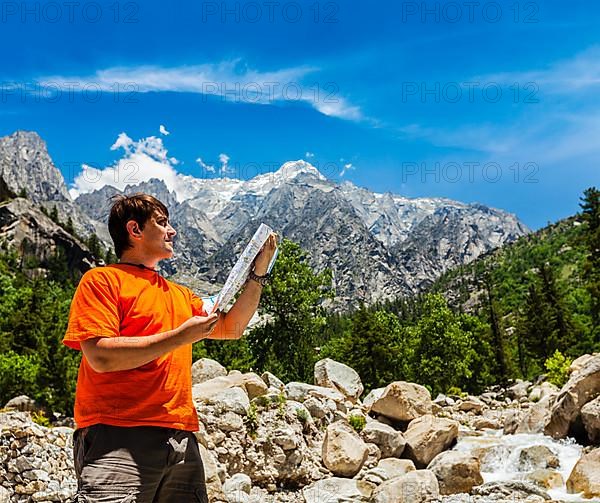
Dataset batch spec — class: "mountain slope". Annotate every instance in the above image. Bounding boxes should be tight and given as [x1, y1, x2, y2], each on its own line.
[0, 130, 530, 306]
[75, 164, 528, 305]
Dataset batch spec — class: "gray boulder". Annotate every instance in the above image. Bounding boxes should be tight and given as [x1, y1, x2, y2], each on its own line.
[361, 421, 406, 458]
[314, 358, 364, 401]
[367, 381, 432, 422]
[403, 415, 459, 468]
[581, 396, 600, 444]
[545, 354, 600, 439]
[370, 470, 440, 503]
[427, 450, 483, 495]
[191, 358, 227, 385]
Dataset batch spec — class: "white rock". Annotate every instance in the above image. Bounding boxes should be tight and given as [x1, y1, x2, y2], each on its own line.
[303, 477, 373, 502]
[240, 372, 268, 400]
[363, 388, 386, 409]
[271, 426, 298, 450]
[286, 401, 313, 425]
[371, 469, 440, 503]
[581, 396, 600, 444]
[403, 415, 459, 468]
[207, 387, 250, 415]
[261, 371, 284, 390]
[3, 395, 43, 413]
[217, 411, 244, 432]
[361, 458, 416, 485]
[191, 358, 227, 384]
[322, 421, 369, 477]
[199, 443, 225, 501]
[22, 469, 50, 482]
[368, 381, 432, 422]
[285, 382, 346, 404]
[226, 492, 249, 503]
[314, 358, 364, 401]
[223, 472, 252, 495]
[428, 450, 483, 495]
[361, 421, 406, 458]
[193, 374, 245, 401]
[377, 457, 416, 478]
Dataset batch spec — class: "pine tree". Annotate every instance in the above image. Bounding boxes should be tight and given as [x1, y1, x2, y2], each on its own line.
[410, 293, 477, 395]
[86, 233, 103, 259]
[49, 206, 58, 224]
[515, 260, 574, 379]
[537, 262, 574, 353]
[64, 216, 75, 235]
[321, 307, 411, 393]
[247, 239, 333, 383]
[104, 248, 117, 265]
[483, 274, 509, 384]
[579, 187, 600, 341]
[517, 281, 553, 377]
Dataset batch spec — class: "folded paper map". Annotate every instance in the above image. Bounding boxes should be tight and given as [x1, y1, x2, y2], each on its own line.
[203, 223, 278, 314]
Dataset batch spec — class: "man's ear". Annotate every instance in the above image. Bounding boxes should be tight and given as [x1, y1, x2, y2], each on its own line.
[126, 220, 143, 240]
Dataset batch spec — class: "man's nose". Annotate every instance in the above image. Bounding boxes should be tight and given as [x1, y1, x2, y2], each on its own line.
[168, 224, 177, 237]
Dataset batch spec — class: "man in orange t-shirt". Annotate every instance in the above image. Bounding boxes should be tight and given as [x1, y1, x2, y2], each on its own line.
[63, 193, 277, 503]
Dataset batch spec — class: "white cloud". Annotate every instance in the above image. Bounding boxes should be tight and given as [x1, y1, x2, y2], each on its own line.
[196, 157, 215, 174]
[396, 46, 600, 169]
[38, 60, 363, 122]
[110, 132, 134, 153]
[477, 45, 600, 95]
[314, 97, 362, 121]
[305, 151, 314, 158]
[219, 153, 233, 176]
[70, 133, 196, 201]
[159, 124, 170, 135]
[340, 163, 355, 177]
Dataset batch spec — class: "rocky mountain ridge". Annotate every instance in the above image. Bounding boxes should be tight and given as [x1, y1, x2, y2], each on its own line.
[0, 130, 529, 306]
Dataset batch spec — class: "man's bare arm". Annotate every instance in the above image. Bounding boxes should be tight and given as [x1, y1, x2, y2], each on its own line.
[209, 280, 263, 340]
[81, 313, 219, 373]
[208, 233, 278, 340]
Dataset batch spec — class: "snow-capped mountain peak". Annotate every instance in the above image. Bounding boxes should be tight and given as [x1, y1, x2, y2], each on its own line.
[273, 160, 327, 182]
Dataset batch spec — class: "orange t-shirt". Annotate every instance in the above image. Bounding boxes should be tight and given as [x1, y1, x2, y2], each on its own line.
[63, 264, 205, 431]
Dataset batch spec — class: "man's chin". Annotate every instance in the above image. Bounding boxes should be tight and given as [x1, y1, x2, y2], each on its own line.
[159, 248, 174, 260]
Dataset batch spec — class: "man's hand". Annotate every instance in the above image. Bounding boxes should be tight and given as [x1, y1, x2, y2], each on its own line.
[178, 313, 220, 342]
[253, 233, 278, 276]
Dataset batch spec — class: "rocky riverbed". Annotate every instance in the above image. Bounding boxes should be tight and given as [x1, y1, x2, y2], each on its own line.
[1, 354, 600, 503]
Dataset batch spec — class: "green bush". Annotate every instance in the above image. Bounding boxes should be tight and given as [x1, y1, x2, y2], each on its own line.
[31, 411, 51, 428]
[446, 386, 467, 399]
[410, 294, 478, 396]
[295, 407, 309, 424]
[348, 414, 366, 433]
[0, 351, 41, 404]
[544, 350, 572, 387]
[274, 391, 286, 418]
[245, 402, 259, 438]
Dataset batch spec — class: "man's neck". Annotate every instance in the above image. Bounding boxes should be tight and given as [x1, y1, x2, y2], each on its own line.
[118, 252, 159, 270]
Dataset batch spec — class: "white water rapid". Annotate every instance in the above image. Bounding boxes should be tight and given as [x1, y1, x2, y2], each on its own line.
[452, 429, 597, 502]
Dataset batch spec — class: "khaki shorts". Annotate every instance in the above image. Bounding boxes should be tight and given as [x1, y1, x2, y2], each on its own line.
[72, 424, 209, 503]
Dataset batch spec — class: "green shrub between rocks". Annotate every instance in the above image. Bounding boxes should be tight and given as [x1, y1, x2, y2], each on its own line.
[348, 413, 366, 433]
[544, 350, 572, 387]
[245, 402, 259, 438]
[295, 407, 309, 424]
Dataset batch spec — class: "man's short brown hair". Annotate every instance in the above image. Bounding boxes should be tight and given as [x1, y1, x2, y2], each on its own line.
[108, 193, 169, 258]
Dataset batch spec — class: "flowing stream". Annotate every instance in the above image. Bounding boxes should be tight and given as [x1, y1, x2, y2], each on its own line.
[452, 429, 598, 502]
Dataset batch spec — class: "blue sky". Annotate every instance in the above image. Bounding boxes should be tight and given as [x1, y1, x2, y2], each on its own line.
[1, 0, 599, 229]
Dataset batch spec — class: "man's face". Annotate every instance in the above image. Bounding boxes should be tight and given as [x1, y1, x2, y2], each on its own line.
[138, 211, 177, 260]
